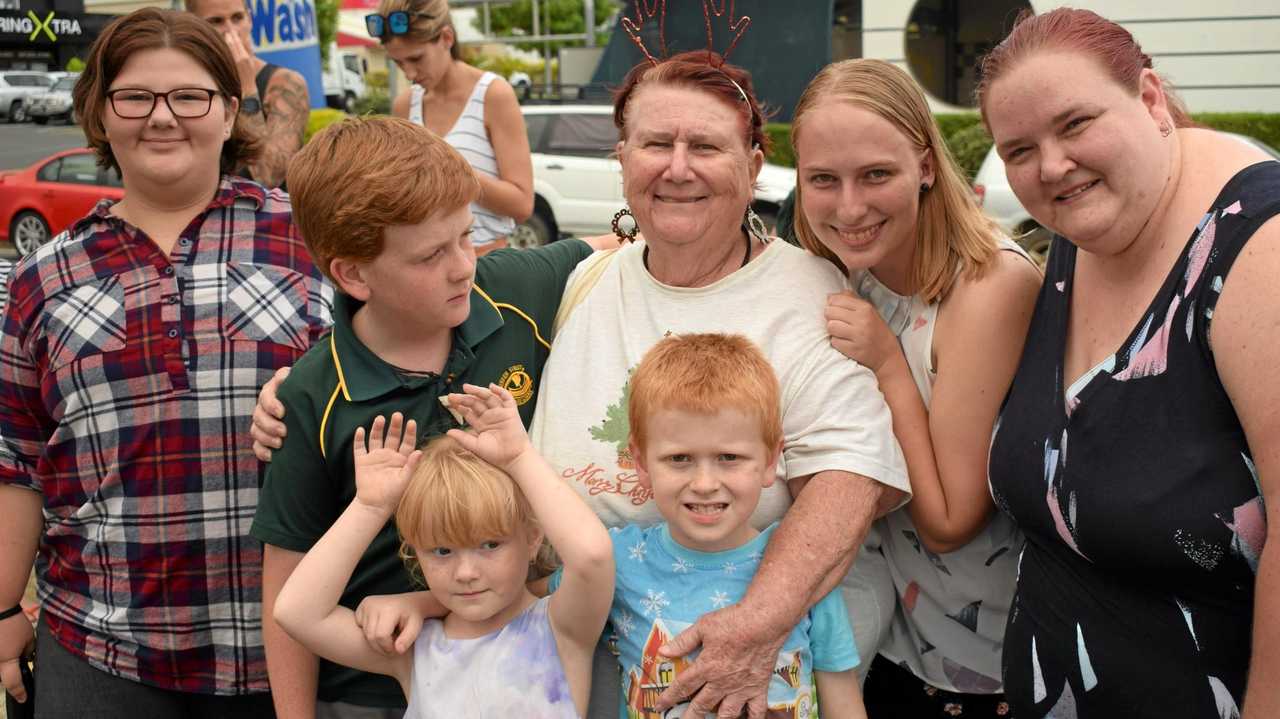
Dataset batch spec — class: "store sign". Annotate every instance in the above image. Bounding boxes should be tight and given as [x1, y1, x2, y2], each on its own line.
[250, 0, 325, 108]
[0, 10, 84, 44]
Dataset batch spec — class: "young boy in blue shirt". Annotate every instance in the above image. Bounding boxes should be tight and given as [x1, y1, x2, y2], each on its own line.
[556, 332, 866, 719]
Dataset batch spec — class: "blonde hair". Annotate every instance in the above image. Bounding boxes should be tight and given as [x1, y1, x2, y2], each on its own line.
[374, 0, 460, 59]
[791, 59, 999, 303]
[395, 436, 540, 582]
[628, 333, 782, 454]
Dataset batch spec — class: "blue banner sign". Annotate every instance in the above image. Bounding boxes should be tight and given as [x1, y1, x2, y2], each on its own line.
[250, 0, 325, 109]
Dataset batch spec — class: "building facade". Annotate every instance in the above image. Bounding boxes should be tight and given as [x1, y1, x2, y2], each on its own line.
[595, 0, 1280, 120]
[0, 0, 115, 70]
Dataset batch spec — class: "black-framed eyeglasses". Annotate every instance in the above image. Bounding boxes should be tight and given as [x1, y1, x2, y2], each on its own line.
[107, 88, 220, 119]
[365, 10, 435, 38]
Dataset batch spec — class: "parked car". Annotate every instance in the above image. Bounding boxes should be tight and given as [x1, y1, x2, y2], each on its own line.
[0, 148, 125, 256]
[513, 104, 796, 248]
[0, 71, 55, 123]
[29, 74, 79, 125]
[972, 131, 1280, 264]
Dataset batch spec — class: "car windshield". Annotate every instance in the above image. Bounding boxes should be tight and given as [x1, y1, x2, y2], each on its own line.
[53, 77, 75, 91]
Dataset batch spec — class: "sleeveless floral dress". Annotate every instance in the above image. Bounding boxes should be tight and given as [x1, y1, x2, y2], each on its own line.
[988, 160, 1280, 718]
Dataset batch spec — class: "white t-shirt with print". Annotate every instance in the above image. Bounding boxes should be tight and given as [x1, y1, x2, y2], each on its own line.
[529, 238, 909, 533]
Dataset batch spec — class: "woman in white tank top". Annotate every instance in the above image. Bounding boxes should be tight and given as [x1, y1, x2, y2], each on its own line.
[370, 0, 533, 252]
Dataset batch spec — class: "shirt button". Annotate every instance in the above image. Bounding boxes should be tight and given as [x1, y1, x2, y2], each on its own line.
[167, 328, 179, 338]
[167, 295, 179, 304]
[163, 266, 174, 276]
[179, 238, 190, 246]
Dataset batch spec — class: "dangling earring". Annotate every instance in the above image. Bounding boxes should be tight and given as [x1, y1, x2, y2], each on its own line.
[1159, 121, 1172, 138]
[744, 207, 771, 244]
[611, 207, 639, 242]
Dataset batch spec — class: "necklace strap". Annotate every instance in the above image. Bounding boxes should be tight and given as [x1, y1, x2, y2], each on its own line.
[643, 232, 753, 275]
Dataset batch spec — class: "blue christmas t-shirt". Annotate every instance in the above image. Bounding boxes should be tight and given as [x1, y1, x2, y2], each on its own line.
[556, 522, 858, 718]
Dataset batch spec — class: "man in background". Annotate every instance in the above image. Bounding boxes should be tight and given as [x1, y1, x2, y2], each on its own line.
[188, 0, 310, 188]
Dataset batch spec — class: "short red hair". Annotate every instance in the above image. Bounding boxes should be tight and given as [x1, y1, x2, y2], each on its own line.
[628, 333, 782, 454]
[613, 51, 769, 153]
[977, 8, 1193, 129]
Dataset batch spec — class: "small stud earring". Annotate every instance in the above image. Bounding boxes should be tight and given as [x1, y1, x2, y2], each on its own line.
[1159, 122, 1172, 137]
[919, 183, 931, 194]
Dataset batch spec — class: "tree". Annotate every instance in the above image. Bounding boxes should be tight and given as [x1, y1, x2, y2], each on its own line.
[473, 0, 618, 54]
[314, 0, 339, 64]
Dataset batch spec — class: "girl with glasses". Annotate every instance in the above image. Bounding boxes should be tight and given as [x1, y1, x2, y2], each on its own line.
[371, 0, 534, 255]
[0, 9, 332, 717]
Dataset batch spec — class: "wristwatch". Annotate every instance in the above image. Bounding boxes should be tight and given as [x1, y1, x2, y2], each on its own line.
[240, 94, 263, 116]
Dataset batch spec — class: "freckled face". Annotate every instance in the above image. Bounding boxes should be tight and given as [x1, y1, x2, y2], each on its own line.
[984, 50, 1172, 253]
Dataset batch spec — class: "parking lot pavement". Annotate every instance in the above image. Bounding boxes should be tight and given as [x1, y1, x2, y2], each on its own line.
[0, 122, 87, 171]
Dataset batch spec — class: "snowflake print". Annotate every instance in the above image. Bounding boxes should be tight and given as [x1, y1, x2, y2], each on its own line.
[629, 540, 647, 562]
[722, 561, 738, 575]
[671, 557, 691, 574]
[709, 590, 731, 609]
[614, 610, 636, 639]
[747, 548, 763, 562]
[641, 589, 670, 618]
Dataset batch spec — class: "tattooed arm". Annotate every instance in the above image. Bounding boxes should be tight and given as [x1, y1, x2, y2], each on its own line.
[238, 67, 310, 188]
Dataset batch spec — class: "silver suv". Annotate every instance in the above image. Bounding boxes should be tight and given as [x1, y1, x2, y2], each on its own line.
[0, 72, 54, 123]
[29, 74, 79, 125]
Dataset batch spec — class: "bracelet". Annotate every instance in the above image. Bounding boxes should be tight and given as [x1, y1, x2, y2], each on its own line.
[0, 605, 23, 621]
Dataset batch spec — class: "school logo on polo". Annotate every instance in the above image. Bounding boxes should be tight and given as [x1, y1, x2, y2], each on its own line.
[499, 364, 534, 405]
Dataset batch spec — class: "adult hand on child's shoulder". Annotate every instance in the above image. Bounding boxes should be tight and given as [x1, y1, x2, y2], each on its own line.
[656, 602, 788, 718]
[353, 413, 422, 514]
[251, 366, 291, 462]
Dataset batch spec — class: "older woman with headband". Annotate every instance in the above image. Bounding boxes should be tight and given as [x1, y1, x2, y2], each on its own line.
[981, 8, 1280, 717]
[368, 0, 532, 254]
[523, 51, 909, 717]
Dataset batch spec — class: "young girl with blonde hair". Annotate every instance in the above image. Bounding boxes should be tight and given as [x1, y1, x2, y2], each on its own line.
[273, 385, 614, 717]
[791, 58, 1042, 717]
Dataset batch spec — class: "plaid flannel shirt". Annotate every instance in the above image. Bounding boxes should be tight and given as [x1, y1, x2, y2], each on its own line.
[0, 177, 333, 695]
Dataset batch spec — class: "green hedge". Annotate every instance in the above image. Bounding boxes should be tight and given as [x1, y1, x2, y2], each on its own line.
[763, 112, 1280, 182]
[305, 108, 349, 144]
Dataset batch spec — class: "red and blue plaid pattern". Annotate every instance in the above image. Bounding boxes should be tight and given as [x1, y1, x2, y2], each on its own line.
[0, 177, 333, 695]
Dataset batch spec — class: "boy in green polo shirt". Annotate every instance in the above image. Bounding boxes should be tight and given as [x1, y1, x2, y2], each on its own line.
[249, 117, 596, 718]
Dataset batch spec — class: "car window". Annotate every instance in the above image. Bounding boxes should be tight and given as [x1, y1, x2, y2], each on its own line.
[56, 154, 101, 185]
[53, 77, 75, 91]
[545, 114, 617, 159]
[37, 159, 61, 182]
[342, 55, 360, 74]
[524, 114, 551, 153]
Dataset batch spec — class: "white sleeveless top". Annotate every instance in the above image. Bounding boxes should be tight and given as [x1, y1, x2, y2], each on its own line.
[409, 71, 516, 247]
[850, 237, 1029, 694]
[403, 596, 578, 718]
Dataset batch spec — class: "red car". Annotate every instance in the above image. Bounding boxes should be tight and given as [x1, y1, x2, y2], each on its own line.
[1, 148, 124, 256]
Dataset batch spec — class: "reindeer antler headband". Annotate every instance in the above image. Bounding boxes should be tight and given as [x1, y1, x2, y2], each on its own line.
[622, 0, 753, 69]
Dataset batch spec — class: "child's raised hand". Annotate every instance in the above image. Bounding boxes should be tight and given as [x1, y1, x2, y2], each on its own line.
[445, 383, 530, 470]
[353, 413, 422, 515]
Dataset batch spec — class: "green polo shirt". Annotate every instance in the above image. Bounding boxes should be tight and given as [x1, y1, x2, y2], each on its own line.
[250, 239, 592, 708]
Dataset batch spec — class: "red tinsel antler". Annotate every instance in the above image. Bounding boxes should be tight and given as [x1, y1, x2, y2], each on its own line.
[621, 0, 667, 67]
[701, 0, 751, 65]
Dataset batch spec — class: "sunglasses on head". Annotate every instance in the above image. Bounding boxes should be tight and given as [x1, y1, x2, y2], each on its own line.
[365, 10, 435, 38]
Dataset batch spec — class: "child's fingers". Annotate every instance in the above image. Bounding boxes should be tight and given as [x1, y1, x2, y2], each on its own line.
[445, 428, 477, 453]
[400, 419, 418, 455]
[366, 610, 399, 656]
[385, 412, 404, 448]
[396, 613, 424, 654]
[368, 415, 387, 450]
[488, 383, 516, 407]
[400, 450, 423, 479]
[352, 426, 367, 459]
